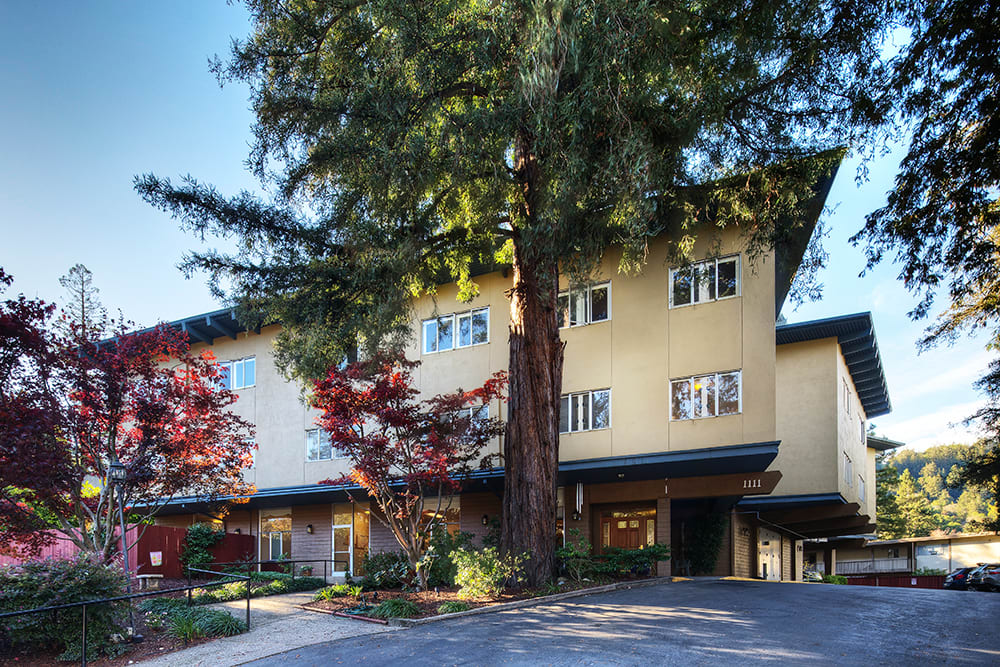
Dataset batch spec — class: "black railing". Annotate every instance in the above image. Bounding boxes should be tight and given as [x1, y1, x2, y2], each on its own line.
[0, 567, 250, 667]
[203, 558, 349, 582]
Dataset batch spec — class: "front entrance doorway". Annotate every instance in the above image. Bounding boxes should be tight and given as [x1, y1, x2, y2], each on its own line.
[599, 507, 656, 551]
[331, 502, 370, 576]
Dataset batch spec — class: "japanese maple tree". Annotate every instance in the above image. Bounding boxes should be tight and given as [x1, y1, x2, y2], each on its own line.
[0, 268, 256, 561]
[314, 353, 506, 590]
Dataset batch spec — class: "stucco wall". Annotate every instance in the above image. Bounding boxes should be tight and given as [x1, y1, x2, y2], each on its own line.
[774, 338, 839, 495]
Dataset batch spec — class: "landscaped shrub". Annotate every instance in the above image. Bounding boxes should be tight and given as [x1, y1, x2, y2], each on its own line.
[452, 547, 528, 599]
[362, 551, 411, 589]
[556, 529, 597, 582]
[686, 513, 728, 575]
[370, 598, 421, 619]
[250, 570, 292, 583]
[180, 523, 224, 577]
[596, 544, 670, 577]
[314, 584, 352, 601]
[437, 601, 471, 614]
[145, 603, 247, 641]
[426, 528, 476, 587]
[822, 574, 848, 585]
[0, 555, 128, 661]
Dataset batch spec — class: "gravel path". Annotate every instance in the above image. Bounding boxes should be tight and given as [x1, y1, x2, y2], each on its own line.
[137, 591, 399, 666]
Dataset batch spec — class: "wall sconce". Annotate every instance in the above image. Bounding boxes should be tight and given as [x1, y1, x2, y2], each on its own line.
[572, 510, 582, 521]
[617, 472, 625, 479]
[481, 514, 489, 526]
[306, 524, 314, 534]
[234, 528, 241, 534]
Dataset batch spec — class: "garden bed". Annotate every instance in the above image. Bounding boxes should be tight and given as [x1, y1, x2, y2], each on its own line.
[302, 576, 663, 621]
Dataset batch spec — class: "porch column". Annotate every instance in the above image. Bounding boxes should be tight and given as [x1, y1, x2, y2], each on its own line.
[823, 547, 837, 576]
[656, 497, 671, 577]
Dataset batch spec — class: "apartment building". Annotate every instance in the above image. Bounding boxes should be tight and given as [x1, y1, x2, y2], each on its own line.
[151, 184, 893, 581]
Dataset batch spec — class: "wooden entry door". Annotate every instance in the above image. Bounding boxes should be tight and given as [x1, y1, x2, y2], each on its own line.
[599, 507, 656, 551]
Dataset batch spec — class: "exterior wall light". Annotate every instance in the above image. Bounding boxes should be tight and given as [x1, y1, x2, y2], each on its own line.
[572, 510, 582, 521]
[306, 524, 314, 534]
[481, 514, 489, 526]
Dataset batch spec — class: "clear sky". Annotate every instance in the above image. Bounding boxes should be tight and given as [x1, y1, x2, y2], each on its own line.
[0, 2, 989, 452]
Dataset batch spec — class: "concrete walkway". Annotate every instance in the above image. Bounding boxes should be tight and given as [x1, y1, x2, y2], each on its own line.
[138, 591, 399, 666]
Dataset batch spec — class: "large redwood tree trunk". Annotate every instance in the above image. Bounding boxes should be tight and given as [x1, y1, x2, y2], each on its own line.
[501, 240, 564, 587]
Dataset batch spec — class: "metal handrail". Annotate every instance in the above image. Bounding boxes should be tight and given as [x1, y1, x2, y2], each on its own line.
[0, 567, 251, 667]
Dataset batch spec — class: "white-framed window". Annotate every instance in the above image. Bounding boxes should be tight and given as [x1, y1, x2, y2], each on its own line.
[422, 307, 489, 354]
[669, 371, 741, 420]
[557, 282, 611, 328]
[219, 357, 256, 390]
[843, 379, 851, 415]
[844, 452, 853, 486]
[559, 389, 611, 433]
[306, 428, 346, 462]
[457, 404, 489, 422]
[669, 255, 739, 308]
[859, 474, 865, 503]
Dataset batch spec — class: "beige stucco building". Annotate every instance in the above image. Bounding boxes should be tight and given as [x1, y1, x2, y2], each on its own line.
[150, 176, 895, 581]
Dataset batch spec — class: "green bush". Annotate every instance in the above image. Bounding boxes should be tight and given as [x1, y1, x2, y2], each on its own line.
[157, 605, 246, 640]
[686, 513, 727, 575]
[913, 567, 947, 576]
[370, 598, 421, 619]
[437, 600, 471, 614]
[426, 528, 476, 587]
[822, 574, 848, 585]
[180, 523, 224, 577]
[0, 555, 128, 661]
[362, 551, 411, 589]
[250, 570, 292, 582]
[596, 544, 670, 578]
[556, 530, 597, 582]
[453, 547, 528, 599]
[314, 584, 352, 601]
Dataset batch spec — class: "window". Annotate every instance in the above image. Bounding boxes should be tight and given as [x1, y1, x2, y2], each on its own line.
[306, 428, 345, 461]
[559, 389, 610, 433]
[669, 256, 739, 307]
[843, 379, 851, 415]
[219, 357, 256, 390]
[259, 509, 291, 561]
[844, 452, 853, 486]
[557, 282, 611, 327]
[422, 307, 489, 354]
[456, 404, 489, 422]
[859, 475, 865, 503]
[887, 547, 900, 559]
[670, 371, 741, 420]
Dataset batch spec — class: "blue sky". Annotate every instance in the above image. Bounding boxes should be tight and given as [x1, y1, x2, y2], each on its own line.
[0, 2, 989, 451]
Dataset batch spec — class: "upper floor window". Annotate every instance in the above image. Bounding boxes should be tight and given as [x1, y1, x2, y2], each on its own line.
[843, 379, 851, 415]
[559, 389, 611, 434]
[669, 255, 739, 308]
[670, 371, 741, 420]
[859, 474, 865, 503]
[558, 282, 610, 328]
[306, 428, 345, 462]
[219, 357, 255, 390]
[457, 404, 489, 422]
[422, 307, 489, 354]
[844, 452, 853, 486]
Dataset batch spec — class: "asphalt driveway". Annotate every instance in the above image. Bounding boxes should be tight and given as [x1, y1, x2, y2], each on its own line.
[244, 579, 1000, 666]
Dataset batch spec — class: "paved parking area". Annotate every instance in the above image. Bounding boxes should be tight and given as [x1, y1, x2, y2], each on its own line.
[244, 579, 1000, 666]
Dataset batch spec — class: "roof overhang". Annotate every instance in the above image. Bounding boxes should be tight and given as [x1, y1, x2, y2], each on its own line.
[155, 441, 781, 515]
[867, 435, 904, 452]
[738, 493, 874, 539]
[776, 312, 891, 418]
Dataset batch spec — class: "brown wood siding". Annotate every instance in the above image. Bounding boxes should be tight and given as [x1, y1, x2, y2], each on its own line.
[368, 509, 399, 555]
[291, 504, 332, 571]
[459, 493, 501, 545]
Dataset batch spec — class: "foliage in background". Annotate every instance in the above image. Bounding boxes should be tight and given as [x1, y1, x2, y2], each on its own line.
[597, 544, 670, 578]
[0, 555, 127, 660]
[686, 513, 728, 575]
[313, 353, 505, 589]
[180, 523, 224, 576]
[822, 574, 848, 585]
[453, 547, 528, 599]
[0, 268, 256, 561]
[555, 529, 596, 582]
[54, 263, 107, 344]
[877, 443, 998, 537]
[427, 528, 476, 588]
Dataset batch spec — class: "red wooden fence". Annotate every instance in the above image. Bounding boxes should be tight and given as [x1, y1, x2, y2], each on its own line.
[0, 526, 255, 579]
[845, 574, 946, 589]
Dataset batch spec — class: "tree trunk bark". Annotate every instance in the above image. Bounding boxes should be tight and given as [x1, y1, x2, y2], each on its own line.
[501, 241, 564, 587]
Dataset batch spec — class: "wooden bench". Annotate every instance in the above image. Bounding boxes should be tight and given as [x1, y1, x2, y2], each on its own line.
[137, 574, 164, 590]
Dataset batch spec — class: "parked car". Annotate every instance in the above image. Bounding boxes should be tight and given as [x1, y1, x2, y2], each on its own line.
[977, 563, 1000, 592]
[966, 563, 996, 591]
[943, 566, 975, 590]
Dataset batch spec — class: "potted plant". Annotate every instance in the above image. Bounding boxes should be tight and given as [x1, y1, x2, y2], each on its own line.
[300, 565, 314, 576]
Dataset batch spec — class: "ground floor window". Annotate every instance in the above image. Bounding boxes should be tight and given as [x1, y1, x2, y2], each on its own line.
[420, 496, 461, 535]
[259, 508, 291, 561]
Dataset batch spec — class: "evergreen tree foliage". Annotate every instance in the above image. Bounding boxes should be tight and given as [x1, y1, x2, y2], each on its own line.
[875, 461, 905, 539]
[951, 442, 1000, 533]
[137, 0, 897, 584]
[894, 469, 937, 538]
[55, 264, 107, 343]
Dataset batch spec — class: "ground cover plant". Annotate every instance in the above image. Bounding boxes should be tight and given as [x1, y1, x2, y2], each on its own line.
[137, 597, 246, 641]
[187, 572, 324, 605]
